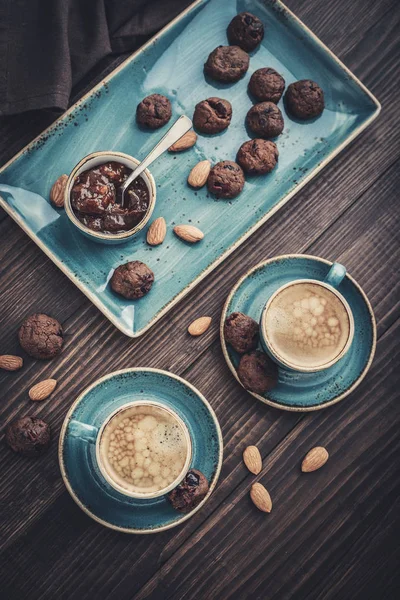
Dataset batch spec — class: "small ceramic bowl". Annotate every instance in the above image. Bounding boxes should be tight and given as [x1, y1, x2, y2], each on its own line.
[64, 151, 156, 245]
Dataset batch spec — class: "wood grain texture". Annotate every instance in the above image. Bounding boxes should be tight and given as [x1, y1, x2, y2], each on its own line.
[0, 1, 399, 599]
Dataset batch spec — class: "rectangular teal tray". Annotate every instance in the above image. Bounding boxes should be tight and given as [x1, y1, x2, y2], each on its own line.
[0, 0, 380, 337]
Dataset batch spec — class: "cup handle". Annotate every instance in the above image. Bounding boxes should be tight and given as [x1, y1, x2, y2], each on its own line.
[69, 419, 98, 444]
[324, 262, 347, 289]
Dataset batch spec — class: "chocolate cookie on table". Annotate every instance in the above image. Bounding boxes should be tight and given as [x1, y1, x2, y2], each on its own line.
[18, 313, 64, 360]
[193, 98, 232, 134]
[6, 417, 51, 457]
[168, 469, 209, 513]
[237, 350, 278, 395]
[204, 46, 250, 83]
[248, 68, 285, 103]
[207, 161, 245, 199]
[111, 260, 154, 299]
[227, 12, 264, 52]
[224, 312, 259, 354]
[284, 80, 324, 119]
[246, 102, 284, 138]
[237, 139, 278, 175]
[136, 93, 172, 129]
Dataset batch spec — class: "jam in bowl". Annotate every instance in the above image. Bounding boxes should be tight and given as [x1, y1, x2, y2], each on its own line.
[64, 151, 156, 244]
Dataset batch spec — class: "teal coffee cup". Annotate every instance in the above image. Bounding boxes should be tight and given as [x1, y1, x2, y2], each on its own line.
[260, 263, 355, 373]
[68, 400, 192, 500]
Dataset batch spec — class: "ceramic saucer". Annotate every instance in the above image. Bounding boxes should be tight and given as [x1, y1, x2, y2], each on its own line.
[220, 255, 376, 411]
[59, 368, 223, 533]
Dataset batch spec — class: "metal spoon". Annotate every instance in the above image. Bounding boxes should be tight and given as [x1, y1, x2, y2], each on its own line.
[119, 114, 193, 207]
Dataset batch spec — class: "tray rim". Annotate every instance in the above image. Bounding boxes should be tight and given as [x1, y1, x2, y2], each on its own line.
[219, 253, 377, 412]
[0, 0, 381, 338]
[58, 367, 224, 534]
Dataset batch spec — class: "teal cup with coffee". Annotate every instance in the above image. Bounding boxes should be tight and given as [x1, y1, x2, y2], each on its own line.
[260, 263, 355, 373]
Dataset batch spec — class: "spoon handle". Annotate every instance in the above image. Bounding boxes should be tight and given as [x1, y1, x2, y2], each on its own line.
[121, 115, 193, 194]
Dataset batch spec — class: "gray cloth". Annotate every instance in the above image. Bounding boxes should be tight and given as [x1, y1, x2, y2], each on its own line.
[0, 0, 192, 116]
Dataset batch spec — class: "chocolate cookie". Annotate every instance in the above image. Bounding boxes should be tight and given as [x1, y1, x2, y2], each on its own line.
[237, 350, 278, 394]
[136, 94, 172, 129]
[248, 68, 285, 103]
[237, 139, 279, 175]
[110, 260, 154, 299]
[167, 469, 209, 513]
[284, 80, 324, 119]
[6, 417, 51, 457]
[193, 97, 232, 134]
[246, 102, 284, 138]
[204, 46, 249, 83]
[18, 314, 64, 360]
[227, 12, 264, 52]
[207, 161, 245, 199]
[224, 312, 259, 354]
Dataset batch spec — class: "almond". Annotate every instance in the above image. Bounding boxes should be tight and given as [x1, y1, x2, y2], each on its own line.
[174, 224, 204, 243]
[168, 130, 197, 152]
[29, 379, 57, 402]
[0, 355, 23, 371]
[250, 482, 272, 513]
[243, 446, 262, 475]
[50, 174, 68, 208]
[188, 316, 212, 336]
[147, 217, 167, 246]
[188, 160, 211, 188]
[301, 446, 329, 472]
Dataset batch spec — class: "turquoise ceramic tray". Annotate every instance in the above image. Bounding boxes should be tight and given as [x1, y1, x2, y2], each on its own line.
[0, 0, 380, 337]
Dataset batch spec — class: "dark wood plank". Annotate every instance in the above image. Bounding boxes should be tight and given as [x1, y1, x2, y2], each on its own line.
[134, 321, 399, 600]
[1, 149, 398, 600]
[0, 0, 398, 554]
[0, 1, 399, 599]
[1, 0, 399, 393]
[131, 155, 400, 597]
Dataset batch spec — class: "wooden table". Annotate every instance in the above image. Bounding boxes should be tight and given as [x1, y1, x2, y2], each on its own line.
[1, 1, 399, 598]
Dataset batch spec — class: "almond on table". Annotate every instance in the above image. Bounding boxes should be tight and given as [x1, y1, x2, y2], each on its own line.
[250, 482, 272, 513]
[301, 446, 329, 472]
[174, 225, 204, 243]
[29, 379, 57, 401]
[188, 317, 212, 337]
[168, 130, 197, 152]
[188, 160, 211, 188]
[147, 217, 167, 246]
[0, 355, 23, 371]
[243, 445, 262, 475]
[50, 174, 68, 208]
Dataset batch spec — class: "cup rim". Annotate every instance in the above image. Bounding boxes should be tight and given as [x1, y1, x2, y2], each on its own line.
[64, 151, 156, 241]
[95, 400, 192, 499]
[261, 278, 355, 373]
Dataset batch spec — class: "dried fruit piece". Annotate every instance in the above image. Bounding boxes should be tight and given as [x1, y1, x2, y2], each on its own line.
[167, 469, 209, 513]
[168, 130, 197, 152]
[188, 316, 212, 336]
[250, 482, 272, 513]
[301, 446, 329, 472]
[29, 379, 57, 401]
[0, 355, 23, 371]
[50, 174, 68, 208]
[174, 224, 204, 243]
[188, 160, 211, 188]
[147, 217, 167, 246]
[243, 445, 262, 475]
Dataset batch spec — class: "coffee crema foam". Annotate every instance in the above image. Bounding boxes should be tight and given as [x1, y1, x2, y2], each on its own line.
[265, 282, 350, 369]
[99, 405, 188, 494]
